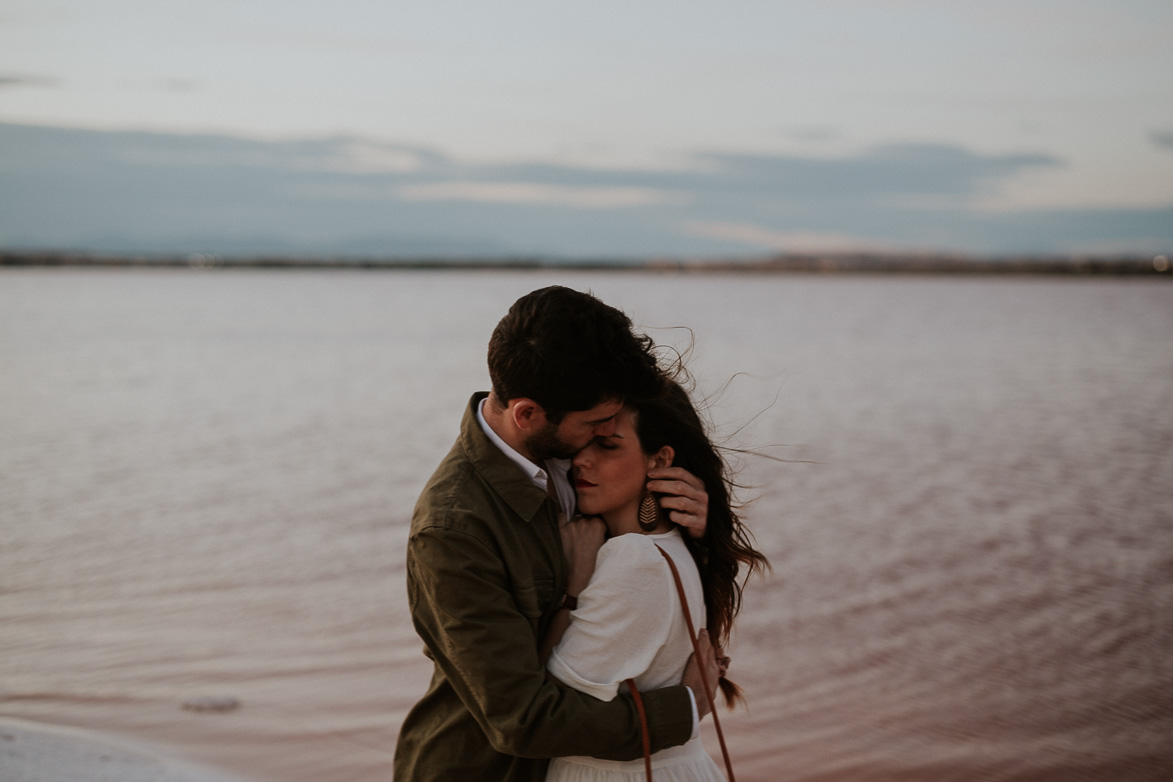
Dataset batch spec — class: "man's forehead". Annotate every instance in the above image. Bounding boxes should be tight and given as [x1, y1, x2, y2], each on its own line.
[572, 398, 623, 423]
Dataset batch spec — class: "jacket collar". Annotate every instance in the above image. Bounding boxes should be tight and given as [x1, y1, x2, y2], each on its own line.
[460, 392, 549, 523]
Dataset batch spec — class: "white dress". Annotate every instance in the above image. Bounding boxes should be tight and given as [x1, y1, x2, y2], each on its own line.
[546, 528, 725, 782]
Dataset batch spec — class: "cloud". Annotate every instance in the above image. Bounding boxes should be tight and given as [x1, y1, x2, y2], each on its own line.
[398, 181, 687, 209]
[1152, 130, 1173, 151]
[778, 126, 840, 143]
[682, 222, 910, 253]
[19, 126, 439, 175]
[0, 122, 1165, 258]
[0, 73, 58, 88]
[688, 144, 1061, 200]
[330, 140, 435, 173]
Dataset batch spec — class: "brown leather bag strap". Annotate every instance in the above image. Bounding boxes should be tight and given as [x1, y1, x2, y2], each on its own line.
[656, 544, 736, 782]
[625, 677, 654, 780]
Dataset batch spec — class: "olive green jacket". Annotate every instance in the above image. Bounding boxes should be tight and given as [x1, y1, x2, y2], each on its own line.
[393, 393, 694, 781]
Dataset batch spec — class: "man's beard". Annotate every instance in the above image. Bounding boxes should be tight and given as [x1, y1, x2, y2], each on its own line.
[525, 421, 577, 461]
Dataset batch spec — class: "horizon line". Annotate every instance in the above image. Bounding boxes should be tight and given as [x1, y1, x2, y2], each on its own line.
[1, 249, 1170, 276]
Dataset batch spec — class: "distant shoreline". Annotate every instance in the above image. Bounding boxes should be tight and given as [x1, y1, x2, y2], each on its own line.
[2, 250, 1170, 275]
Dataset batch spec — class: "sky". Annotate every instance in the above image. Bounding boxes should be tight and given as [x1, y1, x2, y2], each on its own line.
[2, 1, 1171, 259]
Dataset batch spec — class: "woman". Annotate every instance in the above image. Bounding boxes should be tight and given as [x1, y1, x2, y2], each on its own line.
[545, 380, 769, 781]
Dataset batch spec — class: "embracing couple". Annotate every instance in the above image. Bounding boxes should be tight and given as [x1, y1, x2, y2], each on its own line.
[394, 286, 767, 781]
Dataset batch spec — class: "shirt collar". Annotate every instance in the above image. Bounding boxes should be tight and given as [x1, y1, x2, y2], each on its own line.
[476, 397, 575, 518]
[477, 396, 550, 490]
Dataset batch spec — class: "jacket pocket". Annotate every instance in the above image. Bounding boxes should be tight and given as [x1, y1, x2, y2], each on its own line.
[513, 577, 556, 620]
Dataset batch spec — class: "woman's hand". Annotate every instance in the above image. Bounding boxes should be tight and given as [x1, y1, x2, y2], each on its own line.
[542, 514, 606, 662]
[560, 513, 606, 596]
[647, 467, 709, 539]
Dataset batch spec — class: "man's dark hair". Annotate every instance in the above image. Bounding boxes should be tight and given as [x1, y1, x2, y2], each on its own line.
[487, 286, 663, 421]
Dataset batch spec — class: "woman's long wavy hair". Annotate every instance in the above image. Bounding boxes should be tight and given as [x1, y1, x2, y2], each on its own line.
[632, 379, 770, 707]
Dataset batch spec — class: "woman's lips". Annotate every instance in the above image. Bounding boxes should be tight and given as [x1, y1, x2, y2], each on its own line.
[575, 479, 597, 489]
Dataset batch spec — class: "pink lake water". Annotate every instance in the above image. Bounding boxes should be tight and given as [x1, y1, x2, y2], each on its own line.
[2, 268, 1171, 781]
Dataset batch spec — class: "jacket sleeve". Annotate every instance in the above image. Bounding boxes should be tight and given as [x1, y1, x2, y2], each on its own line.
[407, 518, 693, 760]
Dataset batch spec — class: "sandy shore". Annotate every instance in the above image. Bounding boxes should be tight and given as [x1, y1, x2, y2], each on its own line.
[0, 718, 250, 782]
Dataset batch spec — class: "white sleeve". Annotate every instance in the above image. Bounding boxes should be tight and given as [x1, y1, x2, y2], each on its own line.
[546, 534, 674, 701]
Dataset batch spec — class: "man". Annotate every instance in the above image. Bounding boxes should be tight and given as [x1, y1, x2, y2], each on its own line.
[394, 286, 718, 781]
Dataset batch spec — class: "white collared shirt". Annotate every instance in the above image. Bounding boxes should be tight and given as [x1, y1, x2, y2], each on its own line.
[476, 397, 576, 521]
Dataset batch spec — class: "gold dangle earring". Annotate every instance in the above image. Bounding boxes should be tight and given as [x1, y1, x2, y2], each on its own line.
[638, 493, 659, 532]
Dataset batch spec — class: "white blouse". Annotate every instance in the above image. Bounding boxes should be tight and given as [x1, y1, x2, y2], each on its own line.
[547, 527, 706, 701]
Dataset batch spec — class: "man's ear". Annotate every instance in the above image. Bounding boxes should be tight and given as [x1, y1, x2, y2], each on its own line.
[510, 398, 545, 432]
